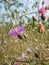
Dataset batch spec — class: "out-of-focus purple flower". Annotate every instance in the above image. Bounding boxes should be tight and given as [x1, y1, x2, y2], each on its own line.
[8, 25, 25, 37]
[27, 48, 32, 53]
[17, 25, 25, 33]
[21, 53, 26, 60]
[8, 30, 18, 37]
[38, 7, 46, 14]
[14, 61, 18, 65]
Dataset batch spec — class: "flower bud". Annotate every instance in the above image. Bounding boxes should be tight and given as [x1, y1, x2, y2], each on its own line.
[41, 14, 46, 21]
[45, 7, 48, 10]
[36, 0, 38, 4]
[18, 34, 23, 39]
[32, 16, 37, 21]
[34, 51, 40, 59]
[42, 0, 44, 5]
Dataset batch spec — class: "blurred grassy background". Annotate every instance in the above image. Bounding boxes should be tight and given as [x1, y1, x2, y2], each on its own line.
[0, 21, 49, 65]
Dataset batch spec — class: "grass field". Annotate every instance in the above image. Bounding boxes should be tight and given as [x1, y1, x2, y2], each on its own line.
[0, 22, 49, 65]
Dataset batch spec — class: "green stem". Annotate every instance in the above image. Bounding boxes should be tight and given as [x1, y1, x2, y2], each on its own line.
[20, 42, 23, 53]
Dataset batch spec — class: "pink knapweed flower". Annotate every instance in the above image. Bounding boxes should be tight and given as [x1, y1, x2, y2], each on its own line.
[38, 7, 46, 14]
[21, 53, 26, 60]
[14, 61, 18, 65]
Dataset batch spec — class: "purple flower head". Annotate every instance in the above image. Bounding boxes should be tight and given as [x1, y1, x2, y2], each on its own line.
[21, 53, 26, 60]
[17, 25, 25, 33]
[38, 7, 46, 14]
[8, 30, 18, 37]
[14, 61, 18, 65]
[8, 25, 25, 37]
